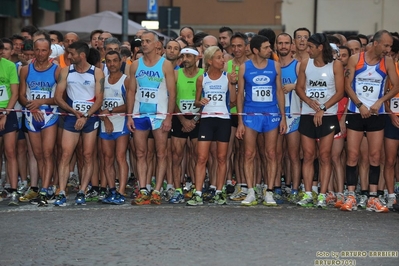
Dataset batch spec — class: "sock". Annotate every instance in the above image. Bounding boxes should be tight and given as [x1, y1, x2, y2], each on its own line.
[196, 191, 202, 197]
[32, 187, 39, 192]
[216, 190, 222, 195]
[226, 180, 232, 185]
[60, 190, 66, 196]
[210, 185, 216, 190]
[369, 192, 377, 197]
[78, 190, 84, 194]
[306, 191, 312, 197]
[377, 190, 384, 196]
[388, 193, 396, 198]
[100, 187, 107, 192]
[40, 187, 48, 194]
[69, 172, 74, 178]
[348, 191, 355, 197]
[166, 184, 174, 190]
[241, 183, 248, 188]
[360, 190, 369, 196]
[22, 180, 27, 186]
[92, 186, 99, 192]
[146, 184, 151, 192]
[312, 186, 318, 193]
[274, 186, 282, 193]
[247, 188, 254, 194]
[109, 187, 116, 193]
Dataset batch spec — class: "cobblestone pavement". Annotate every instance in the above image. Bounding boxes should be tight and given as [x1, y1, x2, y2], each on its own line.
[0, 193, 398, 266]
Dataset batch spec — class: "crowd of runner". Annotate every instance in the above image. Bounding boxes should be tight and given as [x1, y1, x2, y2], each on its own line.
[1, 23, 399, 213]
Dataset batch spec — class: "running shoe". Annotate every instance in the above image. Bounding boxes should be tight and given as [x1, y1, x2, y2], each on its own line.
[8, 192, 19, 206]
[169, 189, 185, 204]
[108, 192, 125, 205]
[378, 195, 387, 206]
[186, 193, 203, 206]
[241, 192, 257, 206]
[297, 193, 314, 207]
[75, 192, 86, 205]
[394, 182, 399, 195]
[316, 194, 327, 209]
[203, 188, 216, 202]
[387, 196, 397, 211]
[126, 177, 136, 189]
[98, 190, 107, 202]
[54, 194, 67, 207]
[230, 186, 247, 201]
[209, 192, 227, 205]
[334, 192, 344, 208]
[366, 197, 389, 213]
[67, 174, 79, 188]
[132, 190, 151, 205]
[17, 182, 28, 195]
[85, 189, 99, 202]
[263, 191, 277, 206]
[357, 194, 368, 209]
[273, 190, 284, 204]
[150, 191, 161, 205]
[19, 188, 38, 202]
[225, 184, 235, 195]
[340, 194, 357, 211]
[325, 192, 336, 206]
[162, 188, 175, 201]
[288, 191, 300, 204]
[184, 185, 195, 199]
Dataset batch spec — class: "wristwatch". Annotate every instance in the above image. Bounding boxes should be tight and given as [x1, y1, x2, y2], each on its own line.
[108, 107, 113, 113]
[83, 112, 89, 118]
[319, 104, 327, 111]
[356, 102, 363, 108]
[1, 111, 7, 115]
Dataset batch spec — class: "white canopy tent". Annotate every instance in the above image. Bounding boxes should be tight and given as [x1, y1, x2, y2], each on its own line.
[41, 11, 166, 41]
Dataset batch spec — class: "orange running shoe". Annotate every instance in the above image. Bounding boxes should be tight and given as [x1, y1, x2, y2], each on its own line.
[340, 194, 357, 211]
[150, 190, 161, 205]
[131, 190, 150, 205]
[326, 191, 336, 206]
[334, 192, 344, 208]
[366, 197, 389, 213]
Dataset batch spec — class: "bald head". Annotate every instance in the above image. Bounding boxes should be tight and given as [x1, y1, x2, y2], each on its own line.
[64, 32, 79, 49]
[202, 35, 218, 50]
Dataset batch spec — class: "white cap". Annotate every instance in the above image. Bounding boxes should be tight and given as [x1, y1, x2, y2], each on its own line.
[330, 43, 339, 55]
[50, 44, 64, 59]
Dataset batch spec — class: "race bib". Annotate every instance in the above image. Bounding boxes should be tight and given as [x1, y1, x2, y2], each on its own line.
[252, 86, 272, 102]
[0, 85, 10, 102]
[391, 97, 399, 113]
[138, 87, 158, 104]
[30, 90, 50, 100]
[206, 92, 225, 107]
[356, 80, 380, 99]
[306, 87, 327, 100]
[103, 97, 123, 110]
[73, 100, 93, 112]
[179, 99, 199, 113]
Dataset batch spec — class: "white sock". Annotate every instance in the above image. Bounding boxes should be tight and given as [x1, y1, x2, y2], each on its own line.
[146, 184, 151, 191]
[388, 193, 396, 198]
[306, 191, 312, 197]
[312, 186, 318, 193]
[166, 184, 174, 190]
[210, 185, 216, 190]
[247, 188, 254, 195]
[69, 172, 74, 178]
[216, 190, 222, 194]
[226, 180, 232, 185]
[196, 191, 202, 197]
